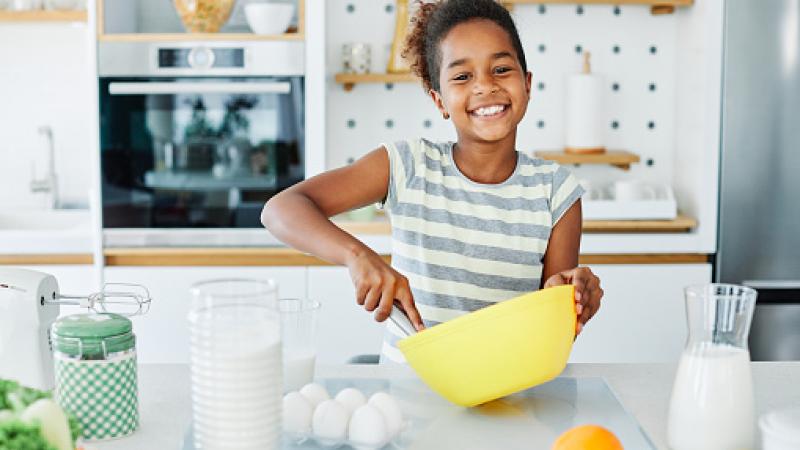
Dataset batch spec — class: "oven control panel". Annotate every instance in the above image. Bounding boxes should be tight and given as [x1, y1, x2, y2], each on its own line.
[158, 47, 245, 69]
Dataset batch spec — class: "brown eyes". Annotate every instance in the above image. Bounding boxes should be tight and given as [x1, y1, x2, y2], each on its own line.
[451, 67, 512, 82]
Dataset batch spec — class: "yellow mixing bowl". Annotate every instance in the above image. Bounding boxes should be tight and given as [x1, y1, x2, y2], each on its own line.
[397, 285, 576, 407]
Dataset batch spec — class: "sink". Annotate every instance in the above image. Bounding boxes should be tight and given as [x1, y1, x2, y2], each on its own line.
[0, 210, 93, 254]
[0, 210, 91, 231]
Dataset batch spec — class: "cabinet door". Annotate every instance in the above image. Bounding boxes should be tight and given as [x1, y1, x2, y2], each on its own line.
[307, 267, 385, 365]
[569, 264, 712, 363]
[104, 266, 307, 364]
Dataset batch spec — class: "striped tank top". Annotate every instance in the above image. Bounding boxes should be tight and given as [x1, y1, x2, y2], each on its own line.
[379, 138, 584, 364]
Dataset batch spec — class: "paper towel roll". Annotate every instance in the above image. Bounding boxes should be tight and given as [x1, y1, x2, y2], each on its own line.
[565, 72, 605, 154]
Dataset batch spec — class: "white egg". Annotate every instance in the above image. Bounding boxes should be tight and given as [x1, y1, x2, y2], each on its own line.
[299, 382, 330, 408]
[282, 391, 313, 435]
[334, 387, 367, 413]
[348, 404, 389, 449]
[312, 399, 350, 444]
[368, 392, 404, 438]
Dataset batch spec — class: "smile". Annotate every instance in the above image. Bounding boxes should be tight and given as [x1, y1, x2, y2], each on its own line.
[470, 104, 509, 118]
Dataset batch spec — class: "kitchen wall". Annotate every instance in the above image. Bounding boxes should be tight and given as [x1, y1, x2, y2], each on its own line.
[0, 22, 92, 209]
[324, 0, 722, 254]
[326, 1, 677, 184]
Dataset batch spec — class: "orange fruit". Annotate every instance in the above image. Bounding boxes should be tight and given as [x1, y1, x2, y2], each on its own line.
[552, 424, 624, 450]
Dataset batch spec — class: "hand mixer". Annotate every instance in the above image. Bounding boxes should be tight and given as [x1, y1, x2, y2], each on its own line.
[0, 267, 151, 390]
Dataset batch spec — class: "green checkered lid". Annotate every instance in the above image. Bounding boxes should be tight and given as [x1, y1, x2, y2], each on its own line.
[51, 313, 135, 359]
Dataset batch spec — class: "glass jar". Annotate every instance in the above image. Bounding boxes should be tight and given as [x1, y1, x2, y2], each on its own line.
[51, 313, 139, 441]
[189, 278, 282, 450]
[667, 284, 758, 450]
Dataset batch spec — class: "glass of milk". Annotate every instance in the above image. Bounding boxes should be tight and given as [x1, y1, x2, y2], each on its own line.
[278, 298, 321, 392]
[667, 283, 758, 450]
[188, 279, 282, 450]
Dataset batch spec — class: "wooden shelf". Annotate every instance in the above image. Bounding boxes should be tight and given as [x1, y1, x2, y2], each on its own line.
[335, 72, 418, 91]
[0, 10, 87, 22]
[98, 31, 303, 42]
[96, 0, 304, 42]
[100, 247, 706, 266]
[583, 214, 697, 233]
[0, 253, 93, 265]
[535, 150, 640, 170]
[500, 0, 693, 15]
[334, 214, 697, 234]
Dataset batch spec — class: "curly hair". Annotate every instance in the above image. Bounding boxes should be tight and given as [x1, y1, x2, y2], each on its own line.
[402, 0, 528, 93]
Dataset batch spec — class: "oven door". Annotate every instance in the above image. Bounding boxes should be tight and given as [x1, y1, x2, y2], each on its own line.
[99, 77, 304, 229]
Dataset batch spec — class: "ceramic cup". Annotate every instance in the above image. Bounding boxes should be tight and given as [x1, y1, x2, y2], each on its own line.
[342, 43, 372, 74]
[613, 180, 656, 201]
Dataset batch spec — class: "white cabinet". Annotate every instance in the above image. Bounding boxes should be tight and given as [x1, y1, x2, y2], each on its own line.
[308, 264, 712, 365]
[569, 264, 712, 363]
[307, 267, 385, 365]
[91, 262, 709, 365]
[104, 266, 307, 364]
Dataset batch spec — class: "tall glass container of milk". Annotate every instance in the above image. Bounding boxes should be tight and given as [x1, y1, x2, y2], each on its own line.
[188, 279, 282, 450]
[667, 284, 757, 450]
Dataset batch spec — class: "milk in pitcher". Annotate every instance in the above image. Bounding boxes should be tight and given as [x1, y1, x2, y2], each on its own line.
[667, 344, 755, 450]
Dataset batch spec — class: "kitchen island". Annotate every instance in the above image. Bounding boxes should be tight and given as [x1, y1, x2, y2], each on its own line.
[91, 362, 800, 450]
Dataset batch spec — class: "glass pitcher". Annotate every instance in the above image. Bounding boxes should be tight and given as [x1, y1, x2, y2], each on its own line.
[667, 284, 758, 450]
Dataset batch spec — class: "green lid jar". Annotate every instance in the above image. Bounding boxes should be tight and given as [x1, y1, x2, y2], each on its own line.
[52, 313, 140, 441]
[51, 313, 135, 360]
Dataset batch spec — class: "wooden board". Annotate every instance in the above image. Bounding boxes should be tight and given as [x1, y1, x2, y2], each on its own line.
[335, 73, 418, 91]
[0, 254, 93, 265]
[500, 0, 692, 14]
[102, 248, 707, 266]
[501, 0, 692, 5]
[335, 215, 697, 234]
[97, 32, 303, 42]
[0, 10, 87, 22]
[103, 247, 389, 267]
[535, 150, 640, 170]
[95, 0, 304, 41]
[584, 214, 697, 232]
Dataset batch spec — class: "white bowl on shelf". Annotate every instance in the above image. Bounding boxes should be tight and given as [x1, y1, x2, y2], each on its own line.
[244, 2, 294, 35]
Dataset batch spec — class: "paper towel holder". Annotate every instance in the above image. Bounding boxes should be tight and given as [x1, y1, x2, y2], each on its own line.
[565, 51, 607, 156]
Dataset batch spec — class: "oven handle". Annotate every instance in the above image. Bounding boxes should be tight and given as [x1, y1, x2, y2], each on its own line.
[108, 81, 291, 95]
[743, 280, 800, 289]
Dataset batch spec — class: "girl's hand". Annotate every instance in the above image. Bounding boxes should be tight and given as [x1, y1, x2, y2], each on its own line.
[345, 248, 425, 331]
[543, 266, 603, 335]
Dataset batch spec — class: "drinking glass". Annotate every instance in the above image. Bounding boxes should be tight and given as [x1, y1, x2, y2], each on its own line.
[278, 298, 321, 392]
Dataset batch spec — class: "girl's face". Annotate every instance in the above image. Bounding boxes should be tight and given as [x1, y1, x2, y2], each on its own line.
[430, 19, 532, 145]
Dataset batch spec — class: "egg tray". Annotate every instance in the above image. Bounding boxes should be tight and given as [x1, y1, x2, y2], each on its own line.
[284, 380, 411, 450]
[284, 420, 411, 450]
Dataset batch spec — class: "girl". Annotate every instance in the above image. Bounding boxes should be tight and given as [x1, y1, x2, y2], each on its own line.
[263, 0, 603, 364]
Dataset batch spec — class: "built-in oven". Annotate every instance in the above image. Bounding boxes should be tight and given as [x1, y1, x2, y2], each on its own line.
[98, 41, 304, 243]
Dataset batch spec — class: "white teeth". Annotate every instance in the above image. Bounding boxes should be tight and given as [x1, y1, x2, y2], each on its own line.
[473, 105, 506, 116]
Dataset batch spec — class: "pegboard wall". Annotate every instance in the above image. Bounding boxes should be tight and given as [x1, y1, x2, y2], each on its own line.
[325, 0, 683, 185]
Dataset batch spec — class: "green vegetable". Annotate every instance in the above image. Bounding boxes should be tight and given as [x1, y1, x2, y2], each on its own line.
[20, 399, 73, 450]
[0, 379, 80, 450]
[0, 380, 50, 412]
[0, 419, 58, 450]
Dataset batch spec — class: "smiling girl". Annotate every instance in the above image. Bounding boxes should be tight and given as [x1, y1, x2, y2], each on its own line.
[262, 0, 604, 364]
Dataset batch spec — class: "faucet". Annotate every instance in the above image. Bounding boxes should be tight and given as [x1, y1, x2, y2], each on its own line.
[29, 125, 59, 210]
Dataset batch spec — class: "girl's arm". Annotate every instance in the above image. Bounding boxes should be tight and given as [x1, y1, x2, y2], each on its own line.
[261, 147, 424, 330]
[540, 200, 604, 334]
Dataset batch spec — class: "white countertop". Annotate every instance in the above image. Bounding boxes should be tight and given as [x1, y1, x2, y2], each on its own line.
[90, 362, 800, 450]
